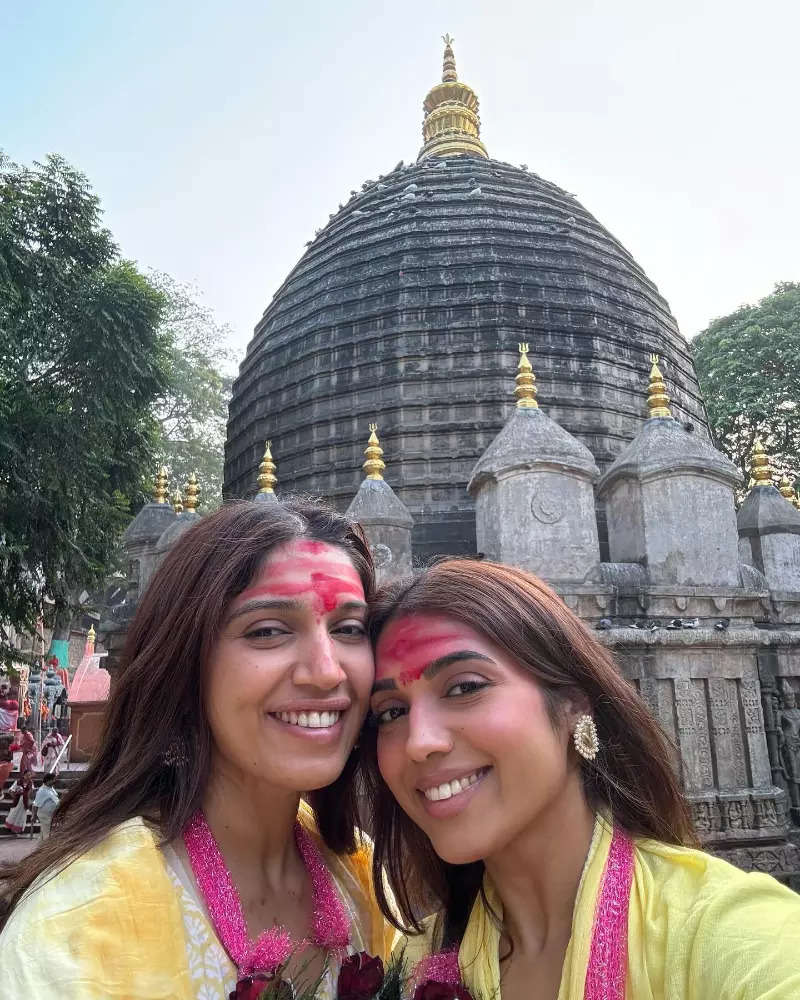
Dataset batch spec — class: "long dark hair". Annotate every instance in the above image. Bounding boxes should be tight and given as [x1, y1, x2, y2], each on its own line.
[361, 559, 695, 946]
[1, 498, 375, 924]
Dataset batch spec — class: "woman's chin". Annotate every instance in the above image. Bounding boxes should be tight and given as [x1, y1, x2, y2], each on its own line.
[428, 833, 487, 866]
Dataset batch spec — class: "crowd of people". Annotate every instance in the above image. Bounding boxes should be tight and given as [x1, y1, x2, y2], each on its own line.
[0, 497, 797, 998]
[0, 723, 63, 839]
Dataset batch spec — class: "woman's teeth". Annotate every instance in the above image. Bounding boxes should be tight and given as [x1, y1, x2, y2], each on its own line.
[423, 770, 482, 802]
[274, 710, 341, 729]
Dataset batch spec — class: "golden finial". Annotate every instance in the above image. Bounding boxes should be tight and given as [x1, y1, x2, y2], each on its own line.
[172, 489, 183, 514]
[779, 474, 795, 501]
[257, 441, 277, 495]
[514, 343, 539, 409]
[86, 624, 96, 646]
[184, 472, 199, 513]
[418, 37, 488, 161]
[153, 466, 169, 504]
[646, 355, 672, 419]
[442, 33, 457, 82]
[363, 424, 386, 480]
[749, 438, 774, 488]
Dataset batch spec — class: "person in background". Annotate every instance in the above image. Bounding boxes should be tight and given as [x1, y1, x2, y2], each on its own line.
[11, 726, 38, 777]
[0, 682, 19, 737]
[0, 749, 13, 790]
[32, 774, 59, 840]
[41, 726, 65, 775]
[4, 772, 34, 836]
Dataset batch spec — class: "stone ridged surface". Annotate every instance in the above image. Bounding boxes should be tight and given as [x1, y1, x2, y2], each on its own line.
[224, 156, 708, 559]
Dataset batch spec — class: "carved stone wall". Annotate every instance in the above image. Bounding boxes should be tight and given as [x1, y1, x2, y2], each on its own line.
[758, 647, 800, 831]
[597, 620, 800, 886]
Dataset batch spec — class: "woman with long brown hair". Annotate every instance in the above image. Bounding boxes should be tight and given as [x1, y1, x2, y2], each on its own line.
[362, 559, 800, 1000]
[0, 499, 392, 998]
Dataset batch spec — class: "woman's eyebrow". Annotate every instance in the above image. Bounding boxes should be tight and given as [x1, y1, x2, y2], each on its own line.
[226, 598, 302, 622]
[372, 650, 493, 693]
[228, 596, 368, 625]
[423, 650, 493, 679]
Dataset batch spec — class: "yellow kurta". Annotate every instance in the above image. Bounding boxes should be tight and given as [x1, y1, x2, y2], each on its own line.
[0, 806, 393, 999]
[400, 815, 800, 999]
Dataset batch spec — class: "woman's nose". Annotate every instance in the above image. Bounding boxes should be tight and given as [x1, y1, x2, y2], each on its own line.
[293, 628, 347, 690]
[404, 703, 454, 762]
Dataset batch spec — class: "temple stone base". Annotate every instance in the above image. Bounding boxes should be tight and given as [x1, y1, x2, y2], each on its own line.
[714, 841, 800, 891]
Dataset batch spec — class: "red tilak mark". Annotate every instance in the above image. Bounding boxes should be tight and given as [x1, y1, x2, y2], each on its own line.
[397, 664, 429, 686]
[294, 540, 329, 555]
[376, 616, 465, 684]
[309, 572, 361, 612]
[238, 558, 364, 619]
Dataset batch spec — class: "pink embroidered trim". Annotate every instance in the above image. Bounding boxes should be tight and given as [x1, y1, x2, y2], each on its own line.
[183, 810, 350, 976]
[583, 826, 634, 1000]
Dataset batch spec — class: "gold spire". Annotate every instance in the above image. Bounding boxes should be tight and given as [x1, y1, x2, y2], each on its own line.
[749, 438, 774, 488]
[779, 474, 795, 501]
[418, 35, 488, 161]
[257, 441, 277, 495]
[514, 343, 539, 409]
[86, 624, 96, 648]
[153, 466, 169, 504]
[363, 424, 386, 480]
[646, 355, 672, 419]
[184, 472, 199, 513]
[172, 489, 183, 514]
[442, 32, 457, 82]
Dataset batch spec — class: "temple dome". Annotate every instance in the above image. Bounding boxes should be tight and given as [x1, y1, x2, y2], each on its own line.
[224, 43, 708, 559]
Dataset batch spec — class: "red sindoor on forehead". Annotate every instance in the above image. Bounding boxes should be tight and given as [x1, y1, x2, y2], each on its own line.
[294, 540, 330, 556]
[239, 555, 364, 616]
[376, 617, 465, 684]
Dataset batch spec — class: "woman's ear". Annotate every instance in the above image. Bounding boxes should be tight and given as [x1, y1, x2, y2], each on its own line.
[563, 689, 592, 731]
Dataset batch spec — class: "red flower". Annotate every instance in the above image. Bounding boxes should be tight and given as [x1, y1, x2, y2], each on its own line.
[337, 950, 385, 1000]
[229, 974, 292, 1000]
[230, 976, 269, 1000]
[413, 981, 474, 1000]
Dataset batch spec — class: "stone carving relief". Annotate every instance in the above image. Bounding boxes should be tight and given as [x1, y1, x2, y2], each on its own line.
[753, 796, 780, 829]
[674, 679, 714, 790]
[372, 543, 393, 568]
[529, 485, 563, 524]
[707, 678, 748, 789]
[720, 797, 750, 831]
[777, 679, 800, 824]
[718, 844, 800, 884]
[690, 799, 718, 835]
[741, 678, 766, 735]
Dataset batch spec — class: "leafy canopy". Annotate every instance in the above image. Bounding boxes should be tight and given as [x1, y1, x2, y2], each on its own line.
[0, 153, 171, 660]
[692, 282, 800, 486]
[150, 272, 235, 513]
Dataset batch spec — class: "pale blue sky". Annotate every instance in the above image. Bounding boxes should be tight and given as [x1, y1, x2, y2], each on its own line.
[3, 0, 798, 357]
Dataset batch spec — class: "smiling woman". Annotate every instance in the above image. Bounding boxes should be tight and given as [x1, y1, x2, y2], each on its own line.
[361, 560, 800, 1000]
[0, 500, 393, 999]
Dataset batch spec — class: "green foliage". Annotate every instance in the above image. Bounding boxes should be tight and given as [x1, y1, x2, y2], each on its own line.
[149, 273, 235, 513]
[692, 282, 800, 486]
[0, 153, 171, 661]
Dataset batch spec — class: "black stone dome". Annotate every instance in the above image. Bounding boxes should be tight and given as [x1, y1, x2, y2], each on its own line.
[224, 155, 708, 559]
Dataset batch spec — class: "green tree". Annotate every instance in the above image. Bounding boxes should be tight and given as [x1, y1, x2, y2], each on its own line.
[150, 273, 235, 513]
[0, 154, 171, 666]
[692, 282, 800, 486]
